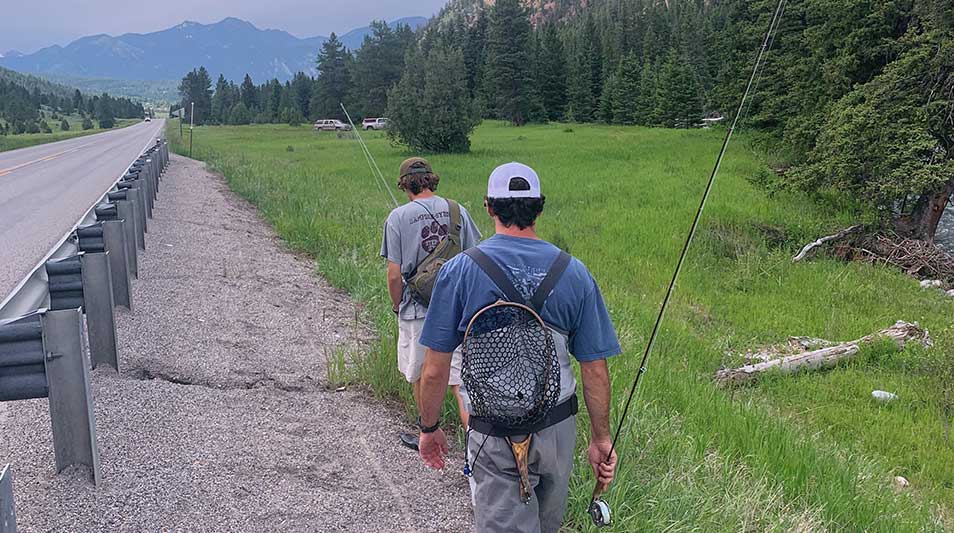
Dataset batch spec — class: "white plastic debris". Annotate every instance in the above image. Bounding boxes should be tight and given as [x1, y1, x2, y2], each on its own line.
[947, 289, 954, 298]
[872, 390, 898, 402]
[920, 279, 943, 289]
[894, 476, 910, 488]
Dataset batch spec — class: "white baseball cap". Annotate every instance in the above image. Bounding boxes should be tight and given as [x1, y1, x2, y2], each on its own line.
[487, 162, 542, 199]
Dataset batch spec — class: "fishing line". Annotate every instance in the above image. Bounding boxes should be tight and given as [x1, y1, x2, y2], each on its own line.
[340, 103, 400, 208]
[589, 0, 789, 525]
[741, 0, 788, 124]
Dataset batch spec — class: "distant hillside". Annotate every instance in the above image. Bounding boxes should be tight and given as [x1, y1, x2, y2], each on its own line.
[0, 66, 76, 99]
[0, 17, 428, 88]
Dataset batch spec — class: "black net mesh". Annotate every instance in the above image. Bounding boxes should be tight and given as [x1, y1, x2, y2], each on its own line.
[462, 303, 560, 429]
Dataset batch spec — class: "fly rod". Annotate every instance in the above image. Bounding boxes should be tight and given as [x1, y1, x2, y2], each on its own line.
[587, 0, 788, 526]
[340, 103, 399, 208]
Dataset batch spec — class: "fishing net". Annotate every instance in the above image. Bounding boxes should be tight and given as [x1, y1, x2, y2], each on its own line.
[462, 302, 560, 430]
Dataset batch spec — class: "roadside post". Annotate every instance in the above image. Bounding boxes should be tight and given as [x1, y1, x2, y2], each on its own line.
[190, 101, 194, 158]
[76, 222, 131, 310]
[45, 254, 119, 371]
[0, 310, 101, 484]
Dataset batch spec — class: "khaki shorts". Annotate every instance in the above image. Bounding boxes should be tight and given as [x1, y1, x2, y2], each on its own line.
[398, 318, 462, 386]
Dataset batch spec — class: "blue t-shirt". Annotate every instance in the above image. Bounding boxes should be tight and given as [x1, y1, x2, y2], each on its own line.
[419, 234, 622, 362]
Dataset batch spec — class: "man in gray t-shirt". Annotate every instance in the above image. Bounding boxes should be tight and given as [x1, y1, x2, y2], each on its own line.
[380, 157, 481, 450]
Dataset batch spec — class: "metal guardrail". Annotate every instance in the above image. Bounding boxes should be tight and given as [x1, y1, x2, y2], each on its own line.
[0, 136, 166, 320]
[0, 132, 170, 487]
[0, 464, 14, 533]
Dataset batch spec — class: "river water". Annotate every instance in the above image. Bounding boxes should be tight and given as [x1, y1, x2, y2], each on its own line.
[938, 206, 953, 253]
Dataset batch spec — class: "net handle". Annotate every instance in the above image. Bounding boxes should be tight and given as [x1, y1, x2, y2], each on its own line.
[462, 300, 549, 346]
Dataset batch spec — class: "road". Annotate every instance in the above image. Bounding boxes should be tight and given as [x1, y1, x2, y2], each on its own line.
[0, 120, 164, 300]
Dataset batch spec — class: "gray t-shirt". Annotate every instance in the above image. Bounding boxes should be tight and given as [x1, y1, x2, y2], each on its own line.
[381, 196, 482, 319]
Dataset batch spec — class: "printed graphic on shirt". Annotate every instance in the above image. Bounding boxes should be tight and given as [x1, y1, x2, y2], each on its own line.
[505, 264, 549, 302]
[421, 218, 449, 253]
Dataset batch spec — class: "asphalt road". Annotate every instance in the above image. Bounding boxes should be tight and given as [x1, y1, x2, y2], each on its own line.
[0, 120, 164, 300]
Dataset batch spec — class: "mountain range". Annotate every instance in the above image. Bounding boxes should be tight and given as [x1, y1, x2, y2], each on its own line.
[0, 17, 427, 87]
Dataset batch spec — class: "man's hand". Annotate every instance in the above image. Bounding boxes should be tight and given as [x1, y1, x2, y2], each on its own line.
[419, 429, 449, 469]
[587, 438, 617, 486]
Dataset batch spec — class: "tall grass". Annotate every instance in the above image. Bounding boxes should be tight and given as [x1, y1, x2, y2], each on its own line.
[169, 120, 952, 531]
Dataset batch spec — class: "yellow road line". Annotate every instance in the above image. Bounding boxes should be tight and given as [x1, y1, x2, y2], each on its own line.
[0, 141, 96, 178]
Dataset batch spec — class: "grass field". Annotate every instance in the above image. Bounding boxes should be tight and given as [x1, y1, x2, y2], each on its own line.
[0, 116, 140, 153]
[168, 120, 953, 531]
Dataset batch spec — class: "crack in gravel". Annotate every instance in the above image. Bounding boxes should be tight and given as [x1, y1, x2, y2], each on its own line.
[128, 368, 323, 393]
[0, 154, 474, 532]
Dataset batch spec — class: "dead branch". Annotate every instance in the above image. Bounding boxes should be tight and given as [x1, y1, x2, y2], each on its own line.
[793, 225, 864, 262]
[715, 321, 932, 385]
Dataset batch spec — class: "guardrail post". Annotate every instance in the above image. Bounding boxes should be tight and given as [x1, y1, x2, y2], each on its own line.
[114, 201, 138, 278]
[0, 464, 15, 533]
[117, 181, 147, 245]
[46, 255, 118, 371]
[41, 308, 101, 485]
[101, 221, 131, 310]
[76, 222, 130, 311]
[81, 254, 118, 370]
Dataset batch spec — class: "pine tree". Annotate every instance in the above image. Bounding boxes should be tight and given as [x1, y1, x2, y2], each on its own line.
[486, 0, 535, 125]
[566, 46, 594, 122]
[95, 93, 115, 129]
[387, 44, 480, 152]
[655, 49, 702, 128]
[314, 33, 353, 120]
[211, 75, 230, 124]
[538, 23, 568, 121]
[611, 53, 641, 125]
[60, 118, 70, 131]
[240, 74, 258, 113]
[350, 21, 414, 118]
[635, 60, 658, 125]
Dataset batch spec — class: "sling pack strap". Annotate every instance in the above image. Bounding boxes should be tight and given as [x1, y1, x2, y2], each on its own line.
[406, 199, 463, 281]
[463, 247, 572, 314]
[413, 199, 462, 242]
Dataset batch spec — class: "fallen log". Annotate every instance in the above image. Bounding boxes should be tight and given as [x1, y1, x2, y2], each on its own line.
[792, 225, 863, 262]
[715, 321, 932, 385]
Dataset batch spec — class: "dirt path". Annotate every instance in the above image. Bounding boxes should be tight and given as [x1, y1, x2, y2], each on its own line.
[0, 154, 473, 532]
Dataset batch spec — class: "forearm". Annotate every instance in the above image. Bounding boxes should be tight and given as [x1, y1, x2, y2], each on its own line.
[386, 263, 403, 309]
[580, 359, 612, 441]
[419, 348, 452, 426]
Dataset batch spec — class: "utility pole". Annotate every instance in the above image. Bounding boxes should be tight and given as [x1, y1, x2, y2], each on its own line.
[189, 101, 194, 158]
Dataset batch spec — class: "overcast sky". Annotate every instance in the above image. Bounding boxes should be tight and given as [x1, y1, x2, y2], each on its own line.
[1, 0, 447, 54]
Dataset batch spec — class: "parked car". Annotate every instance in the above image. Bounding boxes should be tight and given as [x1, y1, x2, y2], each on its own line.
[314, 119, 352, 131]
[362, 117, 388, 130]
[144, 117, 152, 122]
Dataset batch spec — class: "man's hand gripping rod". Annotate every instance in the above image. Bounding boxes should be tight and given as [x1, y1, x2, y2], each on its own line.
[587, 0, 787, 526]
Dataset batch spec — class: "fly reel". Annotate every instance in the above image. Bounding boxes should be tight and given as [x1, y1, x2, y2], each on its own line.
[588, 498, 611, 527]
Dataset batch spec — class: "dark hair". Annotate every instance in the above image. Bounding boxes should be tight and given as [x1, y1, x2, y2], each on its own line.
[398, 172, 440, 195]
[486, 196, 546, 230]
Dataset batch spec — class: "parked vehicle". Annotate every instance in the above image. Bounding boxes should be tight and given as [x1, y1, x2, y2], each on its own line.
[144, 117, 152, 122]
[362, 117, 388, 130]
[314, 119, 352, 131]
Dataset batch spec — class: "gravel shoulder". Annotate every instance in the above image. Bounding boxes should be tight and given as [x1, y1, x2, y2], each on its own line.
[0, 154, 473, 532]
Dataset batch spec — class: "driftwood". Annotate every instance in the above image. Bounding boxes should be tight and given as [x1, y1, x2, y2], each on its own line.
[850, 234, 954, 284]
[715, 321, 932, 385]
[792, 225, 863, 262]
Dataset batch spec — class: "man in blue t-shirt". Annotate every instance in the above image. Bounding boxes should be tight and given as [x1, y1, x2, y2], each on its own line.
[416, 162, 622, 532]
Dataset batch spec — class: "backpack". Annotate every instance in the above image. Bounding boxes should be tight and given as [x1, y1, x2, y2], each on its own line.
[405, 199, 462, 307]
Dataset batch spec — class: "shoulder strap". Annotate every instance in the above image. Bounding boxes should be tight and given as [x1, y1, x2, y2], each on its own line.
[446, 199, 462, 243]
[465, 248, 573, 313]
[530, 252, 571, 312]
[464, 248, 525, 305]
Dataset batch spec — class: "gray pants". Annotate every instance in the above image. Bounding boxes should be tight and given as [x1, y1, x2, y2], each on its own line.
[467, 416, 577, 533]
